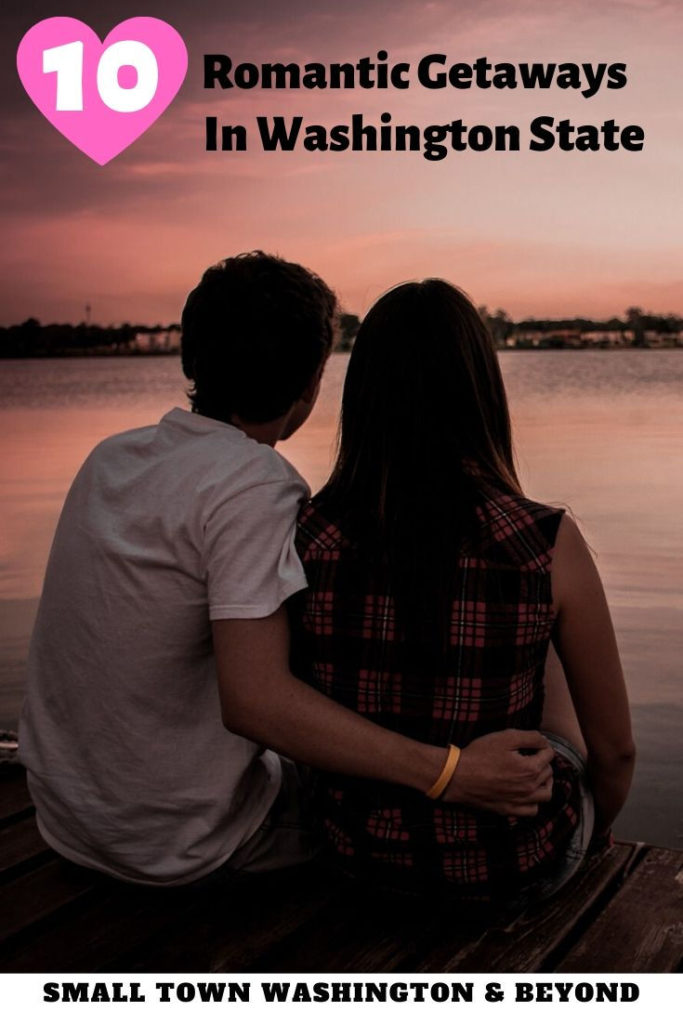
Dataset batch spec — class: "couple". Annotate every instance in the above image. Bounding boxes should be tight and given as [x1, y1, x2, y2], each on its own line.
[19, 252, 634, 906]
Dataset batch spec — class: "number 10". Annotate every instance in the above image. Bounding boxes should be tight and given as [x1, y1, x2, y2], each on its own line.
[43, 39, 159, 113]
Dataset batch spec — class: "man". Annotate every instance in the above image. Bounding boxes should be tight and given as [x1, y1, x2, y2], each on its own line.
[19, 253, 554, 886]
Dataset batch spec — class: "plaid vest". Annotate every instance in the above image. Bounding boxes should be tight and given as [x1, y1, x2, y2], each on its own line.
[292, 483, 581, 900]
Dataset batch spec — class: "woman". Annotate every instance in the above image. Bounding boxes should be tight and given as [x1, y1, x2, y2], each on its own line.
[290, 280, 635, 904]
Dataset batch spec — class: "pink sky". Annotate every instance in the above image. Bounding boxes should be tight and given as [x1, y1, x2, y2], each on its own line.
[1, 0, 682, 324]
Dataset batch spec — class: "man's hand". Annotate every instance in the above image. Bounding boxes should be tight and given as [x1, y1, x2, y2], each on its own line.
[442, 730, 554, 816]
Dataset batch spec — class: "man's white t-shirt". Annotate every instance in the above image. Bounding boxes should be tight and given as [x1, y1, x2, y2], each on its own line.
[19, 408, 309, 885]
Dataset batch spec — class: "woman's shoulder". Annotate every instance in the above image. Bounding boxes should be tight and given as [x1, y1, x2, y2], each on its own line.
[473, 481, 566, 570]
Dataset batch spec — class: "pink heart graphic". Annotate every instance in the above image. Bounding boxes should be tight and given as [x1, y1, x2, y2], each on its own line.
[17, 17, 188, 165]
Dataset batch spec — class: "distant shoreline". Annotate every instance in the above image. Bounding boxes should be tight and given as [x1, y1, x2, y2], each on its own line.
[2, 311, 683, 357]
[2, 345, 682, 360]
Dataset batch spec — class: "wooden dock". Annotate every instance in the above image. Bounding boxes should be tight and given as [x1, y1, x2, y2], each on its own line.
[1, 763, 681, 973]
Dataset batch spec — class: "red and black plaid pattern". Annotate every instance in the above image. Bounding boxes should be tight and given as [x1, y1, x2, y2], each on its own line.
[291, 482, 582, 900]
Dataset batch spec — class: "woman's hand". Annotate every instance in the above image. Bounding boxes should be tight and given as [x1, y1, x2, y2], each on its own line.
[442, 730, 555, 815]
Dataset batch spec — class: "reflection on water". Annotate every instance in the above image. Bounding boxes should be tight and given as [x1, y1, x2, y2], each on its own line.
[1, 352, 681, 846]
[0, 356, 188, 410]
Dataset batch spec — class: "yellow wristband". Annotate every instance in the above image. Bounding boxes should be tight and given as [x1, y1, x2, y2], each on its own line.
[425, 744, 461, 800]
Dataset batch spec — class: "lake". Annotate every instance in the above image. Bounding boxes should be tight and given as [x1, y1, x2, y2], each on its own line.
[1, 351, 681, 847]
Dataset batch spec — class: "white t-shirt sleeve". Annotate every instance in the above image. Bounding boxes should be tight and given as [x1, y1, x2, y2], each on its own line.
[204, 473, 309, 620]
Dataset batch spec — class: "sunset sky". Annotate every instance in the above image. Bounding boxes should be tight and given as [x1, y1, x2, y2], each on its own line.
[2, 0, 682, 325]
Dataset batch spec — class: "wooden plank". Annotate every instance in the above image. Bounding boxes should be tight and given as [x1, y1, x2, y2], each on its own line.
[248, 884, 492, 973]
[112, 867, 339, 972]
[208, 872, 338, 972]
[0, 858, 103, 945]
[412, 844, 636, 973]
[0, 816, 53, 878]
[0, 767, 33, 824]
[1, 832, 678, 974]
[245, 890, 407, 972]
[1, 881, 200, 972]
[557, 847, 683, 972]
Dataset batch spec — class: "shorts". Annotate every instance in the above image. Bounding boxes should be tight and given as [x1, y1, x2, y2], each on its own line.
[224, 757, 322, 874]
[515, 730, 595, 905]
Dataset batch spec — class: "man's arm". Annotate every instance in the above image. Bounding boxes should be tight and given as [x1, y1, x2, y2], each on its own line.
[213, 608, 554, 815]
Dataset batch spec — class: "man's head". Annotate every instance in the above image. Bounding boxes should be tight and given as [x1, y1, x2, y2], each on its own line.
[181, 252, 337, 435]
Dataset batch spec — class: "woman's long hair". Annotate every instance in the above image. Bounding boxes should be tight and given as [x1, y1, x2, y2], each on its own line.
[319, 279, 522, 651]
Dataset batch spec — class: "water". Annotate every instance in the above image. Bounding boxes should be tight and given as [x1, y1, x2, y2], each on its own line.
[1, 351, 681, 847]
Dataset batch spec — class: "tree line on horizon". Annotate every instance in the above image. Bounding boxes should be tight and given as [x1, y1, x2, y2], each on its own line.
[478, 307, 683, 347]
[0, 308, 681, 359]
[0, 319, 179, 359]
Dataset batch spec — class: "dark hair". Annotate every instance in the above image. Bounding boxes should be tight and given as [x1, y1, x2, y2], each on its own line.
[320, 279, 521, 649]
[181, 252, 337, 423]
